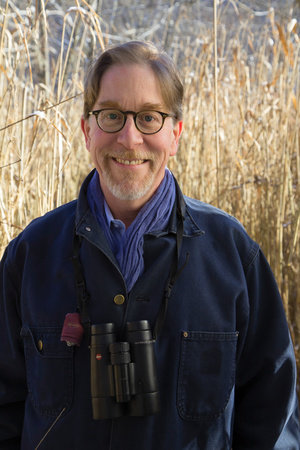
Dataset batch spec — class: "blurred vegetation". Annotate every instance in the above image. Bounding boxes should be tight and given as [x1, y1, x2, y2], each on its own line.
[0, 0, 299, 395]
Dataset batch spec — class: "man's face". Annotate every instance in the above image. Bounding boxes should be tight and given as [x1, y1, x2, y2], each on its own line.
[81, 63, 182, 209]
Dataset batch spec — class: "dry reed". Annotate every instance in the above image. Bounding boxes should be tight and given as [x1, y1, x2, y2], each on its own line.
[0, 1, 299, 393]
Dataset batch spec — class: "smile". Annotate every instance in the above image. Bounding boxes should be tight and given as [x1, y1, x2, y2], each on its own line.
[114, 158, 146, 165]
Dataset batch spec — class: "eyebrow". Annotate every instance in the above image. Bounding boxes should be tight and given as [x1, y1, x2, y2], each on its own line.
[96, 101, 166, 111]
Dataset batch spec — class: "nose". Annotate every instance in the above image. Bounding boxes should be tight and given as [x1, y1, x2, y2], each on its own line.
[116, 114, 143, 148]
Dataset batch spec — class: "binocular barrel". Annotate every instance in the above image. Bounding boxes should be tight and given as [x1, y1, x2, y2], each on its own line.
[90, 320, 160, 420]
[90, 322, 123, 419]
[126, 321, 160, 416]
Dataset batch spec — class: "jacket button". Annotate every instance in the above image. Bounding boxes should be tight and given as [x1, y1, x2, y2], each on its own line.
[113, 294, 125, 305]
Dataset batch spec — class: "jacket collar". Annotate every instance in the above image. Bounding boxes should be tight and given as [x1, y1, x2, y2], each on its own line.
[149, 176, 205, 238]
[75, 170, 96, 230]
[75, 170, 205, 239]
[169, 176, 205, 238]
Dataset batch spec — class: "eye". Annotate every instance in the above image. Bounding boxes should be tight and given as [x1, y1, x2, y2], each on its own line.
[144, 114, 155, 122]
[104, 111, 121, 121]
[138, 111, 160, 123]
[97, 110, 124, 131]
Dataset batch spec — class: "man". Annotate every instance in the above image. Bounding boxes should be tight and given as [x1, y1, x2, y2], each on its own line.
[0, 41, 299, 449]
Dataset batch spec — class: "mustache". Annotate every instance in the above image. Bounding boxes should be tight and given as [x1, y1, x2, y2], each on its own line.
[105, 151, 153, 161]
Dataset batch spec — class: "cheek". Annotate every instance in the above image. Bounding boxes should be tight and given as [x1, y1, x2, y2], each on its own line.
[155, 134, 176, 159]
[89, 130, 112, 152]
[91, 127, 104, 142]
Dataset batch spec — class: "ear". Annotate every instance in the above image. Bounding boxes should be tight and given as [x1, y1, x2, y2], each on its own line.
[81, 116, 91, 150]
[170, 120, 183, 156]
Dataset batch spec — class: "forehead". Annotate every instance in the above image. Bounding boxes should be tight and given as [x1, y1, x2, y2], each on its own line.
[95, 63, 165, 109]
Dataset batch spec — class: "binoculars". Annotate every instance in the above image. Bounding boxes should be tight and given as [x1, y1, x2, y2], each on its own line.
[90, 320, 160, 419]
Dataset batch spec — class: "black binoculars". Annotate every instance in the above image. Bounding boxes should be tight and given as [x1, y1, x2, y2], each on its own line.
[90, 320, 160, 419]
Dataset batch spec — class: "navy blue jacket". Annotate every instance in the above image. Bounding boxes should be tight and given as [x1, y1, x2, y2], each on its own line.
[0, 171, 299, 449]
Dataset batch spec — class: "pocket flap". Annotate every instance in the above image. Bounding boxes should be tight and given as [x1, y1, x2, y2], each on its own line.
[21, 325, 73, 358]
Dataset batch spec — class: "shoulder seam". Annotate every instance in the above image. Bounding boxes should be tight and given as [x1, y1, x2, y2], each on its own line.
[244, 243, 260, 274]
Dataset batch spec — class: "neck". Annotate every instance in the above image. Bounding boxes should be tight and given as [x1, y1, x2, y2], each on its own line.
[108, 203, 140, 228]
[103, 192, 146, 228]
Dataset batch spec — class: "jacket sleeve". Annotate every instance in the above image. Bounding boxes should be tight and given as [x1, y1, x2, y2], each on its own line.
[233, 248, 300, 449]
[0, 247, 26, 449]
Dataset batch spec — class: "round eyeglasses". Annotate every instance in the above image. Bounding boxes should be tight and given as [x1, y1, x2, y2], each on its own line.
[88, 109, 175, 135]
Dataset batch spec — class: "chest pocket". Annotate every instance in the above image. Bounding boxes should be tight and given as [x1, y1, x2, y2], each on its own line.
[177, 330, 238, 422]
[21, 326, 74, 417]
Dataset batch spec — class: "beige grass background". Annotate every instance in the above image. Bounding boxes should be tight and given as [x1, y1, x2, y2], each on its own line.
[0, 0, 299, 394]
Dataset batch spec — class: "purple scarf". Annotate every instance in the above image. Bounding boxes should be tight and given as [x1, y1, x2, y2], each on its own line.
[87, 169, 175, 291]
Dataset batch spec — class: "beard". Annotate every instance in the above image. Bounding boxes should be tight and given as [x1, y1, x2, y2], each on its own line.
[102, 169, 156, 201]
[99, 152, 160, 201]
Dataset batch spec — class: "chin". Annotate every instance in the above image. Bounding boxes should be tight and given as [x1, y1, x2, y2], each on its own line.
[105, 176, 156, 202]
[108, 184, 152, 201]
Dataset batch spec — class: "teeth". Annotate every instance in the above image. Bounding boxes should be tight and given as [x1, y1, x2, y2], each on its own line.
[115, 158, 145, 165]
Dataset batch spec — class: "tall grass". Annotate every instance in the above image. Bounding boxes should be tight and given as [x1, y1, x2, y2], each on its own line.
[0, 1, 299, 391]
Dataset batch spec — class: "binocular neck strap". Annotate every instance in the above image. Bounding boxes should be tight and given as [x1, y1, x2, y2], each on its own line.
[153, 179, 188, 340]
[72, 231, 91, 335]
